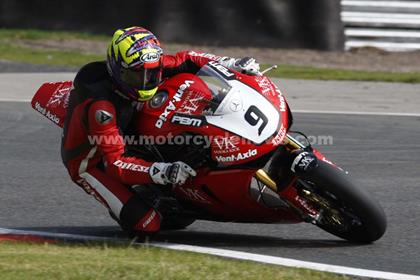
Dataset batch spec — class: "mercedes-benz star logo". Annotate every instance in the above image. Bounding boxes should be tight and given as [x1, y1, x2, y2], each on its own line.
[229, 99, 243, 112]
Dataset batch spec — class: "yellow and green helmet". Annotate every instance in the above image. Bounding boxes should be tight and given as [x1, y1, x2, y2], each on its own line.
[106, 27, 163, 101]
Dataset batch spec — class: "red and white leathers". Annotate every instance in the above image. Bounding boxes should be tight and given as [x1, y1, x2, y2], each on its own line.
[61, 51, 241, 235]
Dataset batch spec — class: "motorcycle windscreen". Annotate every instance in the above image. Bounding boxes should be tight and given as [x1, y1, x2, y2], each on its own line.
[196, 65, 232, 115]
[196, 65, 281, 145]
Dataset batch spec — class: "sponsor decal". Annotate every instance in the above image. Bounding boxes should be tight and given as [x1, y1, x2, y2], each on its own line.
[151, 165, 161, 175]
[34, 102, 60, 124]
[142, 209, 157, 228]
[255, 77, 287, 113]
[208, 61, 235, 79]
[171, 114, 205, 127]
[95, 110, 113, 125]
[76, 178, 95, 196]
[46, 85, 71, 108]
[113, 160, 149, 172]
[272, 84, 287, 112]
[216, 149, 258, 162]
[155, 80, 194, 128]
[76, 178, 107, 207]
[126, 35, 159, 57]
[229, 98, 243, 112]
[188, 51, 223, 61]
[271, 126, 287, 146]
[295, 195, 318, 215]
[213, 136, 240, 154]
[290, 152, 317, 173]
[177, 92, 204, 114]
[279, 94, 286, 112]
[140, 52, 160, 63]
[255, 76, 274, 96]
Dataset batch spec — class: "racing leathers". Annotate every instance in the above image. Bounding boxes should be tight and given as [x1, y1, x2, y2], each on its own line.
[61, 51, 259, 235]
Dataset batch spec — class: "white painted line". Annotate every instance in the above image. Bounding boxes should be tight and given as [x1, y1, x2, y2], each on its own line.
[0, 227, 419, 280]
[152, 242, 420, 280]
[0, 98, 30, 102]
[292, 109, 420, 117]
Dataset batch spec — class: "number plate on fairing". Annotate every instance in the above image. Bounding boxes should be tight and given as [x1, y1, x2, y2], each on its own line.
[205, 80, 280, 144]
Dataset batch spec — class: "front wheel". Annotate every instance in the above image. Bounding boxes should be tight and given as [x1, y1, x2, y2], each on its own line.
[296, 161, 387, 243]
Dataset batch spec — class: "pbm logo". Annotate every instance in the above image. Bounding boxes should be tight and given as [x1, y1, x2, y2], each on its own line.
[171, 115, 203, 127]
[140, 52, 160, 63]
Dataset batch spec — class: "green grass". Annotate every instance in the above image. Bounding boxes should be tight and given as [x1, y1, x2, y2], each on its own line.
[0, 242, 348, 280]
[0, 43, 103, 67]
[1, 28, 419, 83]
[0, 28, 109, 41]
[267, 64, 420, 83]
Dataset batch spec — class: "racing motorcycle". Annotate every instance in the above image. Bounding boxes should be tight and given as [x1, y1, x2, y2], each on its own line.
[31, 61, 386, 243]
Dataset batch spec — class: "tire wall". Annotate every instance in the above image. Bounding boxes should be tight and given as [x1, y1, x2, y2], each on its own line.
[0, 0, 344, 50]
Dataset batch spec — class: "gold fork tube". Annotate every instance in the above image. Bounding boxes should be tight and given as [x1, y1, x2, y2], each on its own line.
[254, 134, 306, 193]
[283, 133, 305, 150]
[255, 169, 278, 192]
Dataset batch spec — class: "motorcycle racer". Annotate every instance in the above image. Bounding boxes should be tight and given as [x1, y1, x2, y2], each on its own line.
[61, 26, 261, 236]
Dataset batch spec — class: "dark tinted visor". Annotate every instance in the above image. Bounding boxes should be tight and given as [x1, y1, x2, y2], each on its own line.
[120, 65, 162, 90]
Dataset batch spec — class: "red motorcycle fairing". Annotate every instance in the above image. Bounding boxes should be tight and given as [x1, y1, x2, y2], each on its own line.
[31, 81, 73, 128]
[174, 168, 302, 223]
[137, 67, 290, 167]
[135, 63, 300, 223]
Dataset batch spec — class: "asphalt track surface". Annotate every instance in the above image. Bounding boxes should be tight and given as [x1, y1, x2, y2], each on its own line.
[0, 71, 420, 276]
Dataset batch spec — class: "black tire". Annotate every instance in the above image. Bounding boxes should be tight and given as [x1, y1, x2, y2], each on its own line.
[298, 161, 387, 243]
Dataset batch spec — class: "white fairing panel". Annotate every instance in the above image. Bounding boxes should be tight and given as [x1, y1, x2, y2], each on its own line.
[205, 80, 280, 144]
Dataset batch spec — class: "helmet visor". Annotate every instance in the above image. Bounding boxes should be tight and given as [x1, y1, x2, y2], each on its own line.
[120, 64, 162, 91]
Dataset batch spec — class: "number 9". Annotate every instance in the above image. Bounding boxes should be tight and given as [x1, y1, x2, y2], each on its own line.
[244, 105, 268, 136]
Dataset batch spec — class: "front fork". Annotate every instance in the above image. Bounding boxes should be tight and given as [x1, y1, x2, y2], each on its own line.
[254, 134, 320, 223]
[254, 133, 305, 193]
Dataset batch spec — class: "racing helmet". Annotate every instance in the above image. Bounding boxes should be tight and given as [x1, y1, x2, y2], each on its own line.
[107, 27, 163, 101]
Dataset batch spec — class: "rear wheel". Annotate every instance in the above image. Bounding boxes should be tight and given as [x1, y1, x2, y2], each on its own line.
[296, 161, 387, 243]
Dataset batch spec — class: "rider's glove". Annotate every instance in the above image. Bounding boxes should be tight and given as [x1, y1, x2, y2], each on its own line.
[219, 56, 261, 76]
[233, 57, 260, 76]
[149, 161, 197, 185]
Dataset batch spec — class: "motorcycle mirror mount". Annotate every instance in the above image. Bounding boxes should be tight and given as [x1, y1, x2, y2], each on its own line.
[260, 64, 278, 75]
